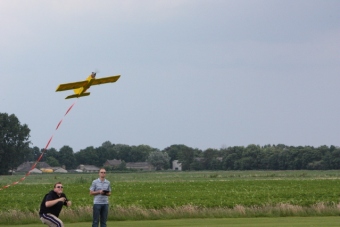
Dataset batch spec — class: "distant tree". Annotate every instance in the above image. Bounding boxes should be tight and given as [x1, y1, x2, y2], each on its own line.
[102, 141, 114, 149]
[190, 159, 204, 170]
[30, 146, 42, 161]
[164, 144, 201, 169]
[95, 146, 112, 167]
[115, 144, 133, 162]
[243, 144, 261, 169]
[59, 146, 76, 169]
[147, 151, 170, 170]
[329, 148, 340, 169]
[238, 157, 253, 170]
[131, 145, 157, 162]
[101, 141, 118, 160]
[46, 156, 60, 167]
[75, 146, 98, 166]
[307, 160, 325, 170]
[0, 113, 31, 175]
[163, 145, 184, 165]
[301, 146, 320, 169]
[221, 146, 244, 170]
[177, 145, 195, 171]
[265, 146, 280, 170]
[203, 148, 219, 170]
[23, 146, 35, 162]
[45, 148, 59, 161]
[330, 145, 336, 153]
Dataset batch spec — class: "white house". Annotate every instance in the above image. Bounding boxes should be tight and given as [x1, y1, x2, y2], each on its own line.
[53, 167, 68, 173]
[78, 164, 100, 173]
[29, 168, 42, 174]
[172, 160, 182, 171]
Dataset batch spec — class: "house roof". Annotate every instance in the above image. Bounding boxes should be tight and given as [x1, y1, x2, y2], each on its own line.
[126, 162, 152, 168]
[69, 169, 83, 173]
[78, 165, 100, 171]
[54, 168, 68, 173]
[105, 159, 122, 166]
[17, 161, 51, 172]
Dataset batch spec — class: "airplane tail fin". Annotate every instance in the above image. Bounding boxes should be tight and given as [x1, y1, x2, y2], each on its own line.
[65, 92, 90, 99]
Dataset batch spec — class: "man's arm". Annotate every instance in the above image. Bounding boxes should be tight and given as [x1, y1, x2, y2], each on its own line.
[63, 194, 72, 207]
[90, 190, 105, 195]
[65, 200, 72, 207]
[45, 197, 66, 207]
[106, 183, 112, 196]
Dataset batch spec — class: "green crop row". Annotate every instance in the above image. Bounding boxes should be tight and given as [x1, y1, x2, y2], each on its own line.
[1, 177, 340, 212]
[2, 171, 340, 225]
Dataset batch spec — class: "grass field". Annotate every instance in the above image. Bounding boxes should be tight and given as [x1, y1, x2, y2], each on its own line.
[2, 217, 340, 227]
[1, 170, 340, 225]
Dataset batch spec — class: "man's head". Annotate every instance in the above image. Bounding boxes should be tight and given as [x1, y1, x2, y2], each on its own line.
[54, 182, 63, 195]
[99, 168, 106, 179]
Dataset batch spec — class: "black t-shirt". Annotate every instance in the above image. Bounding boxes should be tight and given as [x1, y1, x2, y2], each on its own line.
[39, 190, 68, 217]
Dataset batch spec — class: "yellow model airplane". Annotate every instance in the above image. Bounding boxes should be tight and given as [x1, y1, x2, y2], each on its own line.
[56, 72, 120, 99]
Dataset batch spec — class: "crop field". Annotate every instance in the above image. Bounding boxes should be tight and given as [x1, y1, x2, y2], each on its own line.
[1, 170, 340, 225]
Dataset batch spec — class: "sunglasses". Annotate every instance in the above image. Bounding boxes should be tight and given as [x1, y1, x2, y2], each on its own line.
[100, 172, 106, 174]
[56, 186, 63, 188]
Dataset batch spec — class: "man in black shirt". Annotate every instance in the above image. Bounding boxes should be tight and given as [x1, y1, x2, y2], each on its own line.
[39, 182, 72, 227]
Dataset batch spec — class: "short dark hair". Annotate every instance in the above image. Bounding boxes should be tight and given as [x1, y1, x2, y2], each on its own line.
[54, 182, 62, 188]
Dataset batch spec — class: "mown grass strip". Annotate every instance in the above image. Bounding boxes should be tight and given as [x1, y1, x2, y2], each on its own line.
[2, 216, 340, 227]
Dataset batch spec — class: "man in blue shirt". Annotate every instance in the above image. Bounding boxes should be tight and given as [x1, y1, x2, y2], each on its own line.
[90, 168, 111, 227]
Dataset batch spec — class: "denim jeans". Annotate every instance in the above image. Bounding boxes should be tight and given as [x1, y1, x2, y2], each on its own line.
[92, 204, 109, 227]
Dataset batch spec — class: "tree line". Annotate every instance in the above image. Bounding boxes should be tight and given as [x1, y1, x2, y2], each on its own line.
[1, 113, 340, 174]
[17, 142, 340, 172]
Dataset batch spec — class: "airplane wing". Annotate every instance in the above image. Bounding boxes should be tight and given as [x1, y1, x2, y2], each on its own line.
[91, 75, 121, 86]
[56, 80, 89, 91]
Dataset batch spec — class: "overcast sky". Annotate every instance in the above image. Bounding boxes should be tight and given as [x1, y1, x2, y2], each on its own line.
[1, 0, 339, 152]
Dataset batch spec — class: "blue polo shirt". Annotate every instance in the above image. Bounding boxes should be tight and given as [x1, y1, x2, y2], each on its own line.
[89, 178, 111, 204]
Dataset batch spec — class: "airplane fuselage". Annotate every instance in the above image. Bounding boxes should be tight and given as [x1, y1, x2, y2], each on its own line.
[73, 74, 95, 95]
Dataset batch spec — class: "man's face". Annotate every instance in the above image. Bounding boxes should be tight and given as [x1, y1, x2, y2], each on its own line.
[54, 184, 63, 194]
[99, 170, 106, 178]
